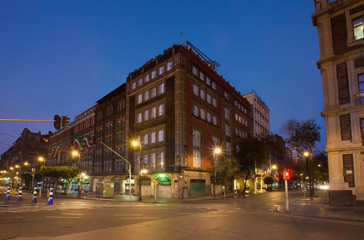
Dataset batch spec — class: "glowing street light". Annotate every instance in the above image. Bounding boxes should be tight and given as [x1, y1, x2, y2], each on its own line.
[272, 165, 277, 170]
[24, 162, 29, 166]
[131, 140, 140, 147]
[303, 151, 310, 158]
[15, 165, 20, 169]
[9, 167, 14, 170]
[213, 147, 222, 155]
[38, 156, 45, 162]
[72, 150, 79, 157]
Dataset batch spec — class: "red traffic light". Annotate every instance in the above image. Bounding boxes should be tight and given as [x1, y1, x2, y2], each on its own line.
[283, 170, 291, 180]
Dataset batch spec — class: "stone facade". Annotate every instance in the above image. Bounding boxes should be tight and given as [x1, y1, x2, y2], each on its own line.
[313, 0, 364, 204]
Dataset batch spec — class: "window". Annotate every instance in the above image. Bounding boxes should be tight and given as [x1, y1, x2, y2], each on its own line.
[144, 134, 148, 145]
[152, 70, 157, 79]
[224, 107, 229, 119]
[138, 113, 142, 123]
[336, 63, 350, 105]
[167, 61, 173, 71]
[200, 89, 205, 100]
[193, 149, 201, 168]
[193, 105, 199, 116]
[225, 142, 231, 155]
[353, 18, 364, 40]
[212, 98, 217, 107]
[151, 132, 156, 143]
[343, 154, 355, 187]
[151, 107, 156, 118]
[193, 130, 201, 147]
[225, 124, 230, 136]
[158, 152, 164, 168]
[200, 108, 205, 120]
[138, 78, 143, 86]
[151, 87, 157, 98]
[145, 74, 149, 82]
[159, 65, 165, 75]
[358, 74, 364, 104]
[340, 114, 351, 141]
[144, 91, 149, 101]
[207, 112, 211, 122]
[360, 118, 364, 145]
[206, 77, 211, 86]
[212, 137, 219, 145]
[150, 154, 156, 169]
[158, 130, 164, 142]
[206, 93, 211, 104]
[144, 110, 149, 121]
[212, 81, 216, 90]
[199, 72, 204, 81]
[192, 66, 198, 76]
[132, 82, 136, 89]
[213, 116, 217, 125]
[193, 84, 198, 95]
[159, 83, 165, 94]
[159, 104, 164, 116]
[224, 91, 229, 99]
[138, 94, 142, 104]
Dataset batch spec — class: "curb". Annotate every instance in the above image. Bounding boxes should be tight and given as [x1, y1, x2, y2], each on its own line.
[275, 206, 364, 223]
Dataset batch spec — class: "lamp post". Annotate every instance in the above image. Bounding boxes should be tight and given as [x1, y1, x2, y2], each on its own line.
[38, 156, 45, 193]
[131, 139, 144, 202]
[303, 151, 313, 200]
[212, 147, 221, 197]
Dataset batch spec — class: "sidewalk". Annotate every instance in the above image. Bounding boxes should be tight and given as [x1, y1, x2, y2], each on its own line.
[276, 190, 364, 222]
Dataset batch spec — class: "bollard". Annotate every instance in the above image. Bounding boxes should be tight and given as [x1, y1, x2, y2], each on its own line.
[31, 187, 37, 203]
[5, 185, 10, 201]
[17, 187, 22, 201]
[47, 187, 54, 205]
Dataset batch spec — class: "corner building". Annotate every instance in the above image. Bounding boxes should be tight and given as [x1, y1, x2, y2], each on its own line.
[125, 42, 251, 198]
[313, 0, 364, 204]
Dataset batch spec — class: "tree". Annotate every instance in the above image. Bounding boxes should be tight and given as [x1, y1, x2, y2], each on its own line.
[235, 135, 281, 193]
[214, 158, 239, 193]
[281, 118, 321, 152]
[58, 166, 79, 195]
[39, 166, 79, 195]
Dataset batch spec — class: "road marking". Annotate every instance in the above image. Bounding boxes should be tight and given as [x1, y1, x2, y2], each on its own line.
[114, 214, 143, 217]
[120, 217, 161, 220]
[61, 213, 84, 216]
[246, 212, 260, 214]
[46, 216, 81, 219]
[4, 217, 22, 220]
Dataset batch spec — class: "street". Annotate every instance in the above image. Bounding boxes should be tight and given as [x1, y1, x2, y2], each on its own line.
[1, 188, 363, 240]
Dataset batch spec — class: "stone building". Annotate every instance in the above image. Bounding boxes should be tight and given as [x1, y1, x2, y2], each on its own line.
[312, 0, 364, 204]
[125, 42, 251, 198]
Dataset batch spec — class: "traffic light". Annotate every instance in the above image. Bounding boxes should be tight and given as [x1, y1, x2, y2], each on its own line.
[62, 116, 71, 128]
[54, 115, 61, 130]
[283, 170, 291, 180]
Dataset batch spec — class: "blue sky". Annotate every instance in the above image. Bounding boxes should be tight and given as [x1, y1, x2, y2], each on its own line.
[0, 0, 324, 155]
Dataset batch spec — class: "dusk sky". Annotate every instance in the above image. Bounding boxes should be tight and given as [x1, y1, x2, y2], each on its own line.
[0, 0, 324, 155]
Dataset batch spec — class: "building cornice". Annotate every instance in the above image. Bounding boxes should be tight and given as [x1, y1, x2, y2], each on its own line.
[316, 46, 364, 69]
[321, 104, 364, 117]
[324, 145, 364, 153]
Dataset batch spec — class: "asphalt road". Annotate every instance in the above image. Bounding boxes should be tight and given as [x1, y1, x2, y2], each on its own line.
[0, 188, 363, 240]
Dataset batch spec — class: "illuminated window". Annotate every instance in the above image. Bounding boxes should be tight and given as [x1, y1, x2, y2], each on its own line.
[138, 94, 142, 104]
[159, 104, 164, 116]
[151, 154, 156, 169]
[158, 152, 164, 168]
[151, 132, 156, 143]
[193, 149, 201, 168]
[353, 18, 364, 40]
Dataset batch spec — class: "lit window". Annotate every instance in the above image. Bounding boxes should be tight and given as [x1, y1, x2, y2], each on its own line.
[159, 104, 164, 116]
[193, 84, 198, 95]
[206, 93, 211, 104]
[151, 87, 157, 97]
[132, 82, 136, 90]
[193, 130, 201, 147]
[138, 94, 142, 104]
[152, 70, 157, 79]
[193, 149, 201, 168]
[199, 72, 205, 81]
[193, 105, 199, 116]
[144, 134, 148, 145]
[158, 130, 164, 142]
[206, 77, 211, 86]
[192, 66, 198, 76]
[144, 110, 149, 121]
[138, 78, 143, 86]
[158, 152, 164, 168]
[167, 61, 173, 71]
[159, 83, 165, 94]
[212, 81, 216, 90]
[353, 18, 364, 40]
[138, 113, 142, 123]
[144, 91, 149, 101]
[145, 74, 149, 82]
[151, 107, 156, 118]
[200, 89, 205, 100]
[151, 132, 156, 143]
[159, 65, 165, 75]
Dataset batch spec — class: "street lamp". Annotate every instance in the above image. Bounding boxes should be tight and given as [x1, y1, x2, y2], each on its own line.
[212, 147, 222, 197]
[272, 165, 277, 170]
[131, 139, 144, 202]
[303, 151, 313, 200]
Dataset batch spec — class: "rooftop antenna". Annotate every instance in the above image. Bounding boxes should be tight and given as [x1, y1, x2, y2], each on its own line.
[180, 32, 182, 44]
